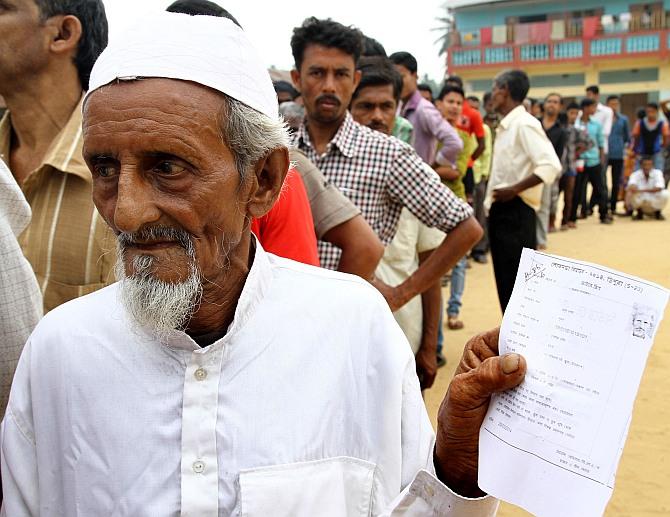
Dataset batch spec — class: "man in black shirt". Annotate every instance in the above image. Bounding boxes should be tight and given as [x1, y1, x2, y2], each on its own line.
[537, 93, 567, 246]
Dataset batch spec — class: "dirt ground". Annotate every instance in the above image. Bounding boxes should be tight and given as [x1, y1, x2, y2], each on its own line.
[424, 207, 670, 516]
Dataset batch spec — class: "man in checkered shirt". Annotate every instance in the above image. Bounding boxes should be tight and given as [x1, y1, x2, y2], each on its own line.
[289, 17, 482, 310]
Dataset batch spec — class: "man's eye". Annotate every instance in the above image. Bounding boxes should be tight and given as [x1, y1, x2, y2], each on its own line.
[95, 165, 117, 178]
[154, 161, 186, 175]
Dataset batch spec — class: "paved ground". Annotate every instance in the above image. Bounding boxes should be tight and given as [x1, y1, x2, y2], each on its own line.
[424, 207, 669, 516]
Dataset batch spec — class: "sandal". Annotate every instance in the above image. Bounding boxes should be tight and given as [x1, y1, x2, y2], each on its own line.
[447, 316, 464, 330]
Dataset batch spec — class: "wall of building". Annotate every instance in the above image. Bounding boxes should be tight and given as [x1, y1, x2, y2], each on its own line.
[459, 58, 669, 104]
[454, 0, 670, 32]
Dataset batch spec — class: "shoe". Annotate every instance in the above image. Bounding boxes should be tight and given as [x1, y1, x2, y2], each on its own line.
[655, 211, 665, 220]
[634, 211, 644, 221]
[447, 315, 464, 330]
[560, 224, 568, 231]
[548, 225, 557, 233]
[436, 353, 447, 368]
[472, 254, 488, 264]
[567, 221, 577, 229]
[600, 218, 613, 225]
[625, 210, 633, 217]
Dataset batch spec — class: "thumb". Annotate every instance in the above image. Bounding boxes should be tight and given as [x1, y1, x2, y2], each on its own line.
[452, 353, 527, 409]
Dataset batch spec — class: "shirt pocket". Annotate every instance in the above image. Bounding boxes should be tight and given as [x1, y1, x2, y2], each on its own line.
[238, 456, 376, 517]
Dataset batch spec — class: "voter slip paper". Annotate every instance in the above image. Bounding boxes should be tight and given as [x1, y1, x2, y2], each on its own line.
[478, 249, 669, 517]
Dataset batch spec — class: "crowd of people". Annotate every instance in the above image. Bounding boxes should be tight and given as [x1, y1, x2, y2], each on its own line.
[0, 0, 666, 514]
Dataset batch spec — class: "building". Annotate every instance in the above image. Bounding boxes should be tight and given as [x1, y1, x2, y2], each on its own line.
[445, 0, 670, 119]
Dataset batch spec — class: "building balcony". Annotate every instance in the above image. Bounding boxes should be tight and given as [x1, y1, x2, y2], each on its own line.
[448, 23, 670, 71]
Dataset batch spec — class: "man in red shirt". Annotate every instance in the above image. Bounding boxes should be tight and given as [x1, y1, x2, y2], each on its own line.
[251, 169, 320, 266]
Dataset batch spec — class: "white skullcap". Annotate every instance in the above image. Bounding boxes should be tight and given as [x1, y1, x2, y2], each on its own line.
[86, 11, 278, 119]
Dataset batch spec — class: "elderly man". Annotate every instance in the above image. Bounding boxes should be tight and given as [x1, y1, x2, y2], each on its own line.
[2, 13, 525, 516]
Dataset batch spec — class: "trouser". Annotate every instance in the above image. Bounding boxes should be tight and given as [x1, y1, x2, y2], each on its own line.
[560, 173, 576, 226]
[488, 197, 536, 313]
[472, 178, 489, 256]
[447, 256, 467, 317]
[608, 158, 624, 213]
[573, 164, 607, 222]
[626, 190, 669, 213]
[464, 167, 475, 198]
[536, 181, 552, 247]
[589, 153, 608, 211]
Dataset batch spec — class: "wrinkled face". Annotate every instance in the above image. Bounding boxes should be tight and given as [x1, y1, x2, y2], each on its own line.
[393, 64, 416, 100]
[490, 78, 507, 112]
[0, 0, 51, 86]
[82, 79, 253, 286]
[567, 108, 579, 125]
[633, 311, 653, 338]
[439, 91, 463, 123]
[350, 84, 397, 135]
[293, 44, 359, 125]
[543, 95, 561, 116]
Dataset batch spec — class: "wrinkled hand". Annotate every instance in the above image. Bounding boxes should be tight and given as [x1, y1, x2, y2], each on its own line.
[415, 346, 438, 391]
[434, 328, 526, 497]
[492, 186, 519, 203]
[370, 277, 404, 312]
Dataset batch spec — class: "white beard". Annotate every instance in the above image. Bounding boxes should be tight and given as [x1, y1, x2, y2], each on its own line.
[115, 243, 203, 343]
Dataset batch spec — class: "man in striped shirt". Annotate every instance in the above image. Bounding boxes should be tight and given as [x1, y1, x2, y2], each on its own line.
[0, 0, 113, 311]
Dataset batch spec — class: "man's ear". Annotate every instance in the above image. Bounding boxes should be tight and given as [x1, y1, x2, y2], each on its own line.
[246, 147, 290, 219]
[48, 15, 83, 57]
[352, 69, 362, 91]
[290, 69, 301, 94]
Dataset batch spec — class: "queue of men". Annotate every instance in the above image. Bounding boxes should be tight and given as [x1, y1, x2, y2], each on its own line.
[0, 0, 665, 514]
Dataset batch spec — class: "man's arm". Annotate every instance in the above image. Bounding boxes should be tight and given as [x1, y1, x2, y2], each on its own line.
[415, 250, 441, 391]
[372, 217, 482, 311]
[419, 105, 463, 166]
[434, 328, 526, 497]
[322, 215, 384, 280]
[470, 136, 486, 163]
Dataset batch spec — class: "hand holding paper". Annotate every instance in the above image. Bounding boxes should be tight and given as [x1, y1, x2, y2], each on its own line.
[478, 249, 669, 517]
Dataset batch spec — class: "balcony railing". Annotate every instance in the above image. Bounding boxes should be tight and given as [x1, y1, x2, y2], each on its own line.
[448, 28, 669, 70]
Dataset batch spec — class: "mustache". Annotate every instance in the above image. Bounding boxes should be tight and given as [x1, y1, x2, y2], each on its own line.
[316, 94, 341, 107]
[117, 226, 193, 252]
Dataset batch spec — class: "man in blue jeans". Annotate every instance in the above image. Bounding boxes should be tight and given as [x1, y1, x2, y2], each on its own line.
[573, 98, 612, 224]
[606, 95, 630, 216]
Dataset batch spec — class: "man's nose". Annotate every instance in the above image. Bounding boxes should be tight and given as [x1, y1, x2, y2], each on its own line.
[322, 71, 337, 93]
[114, 168, 161, 234]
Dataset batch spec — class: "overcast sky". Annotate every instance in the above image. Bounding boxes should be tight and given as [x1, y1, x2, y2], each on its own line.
[102, 0, 449, 81]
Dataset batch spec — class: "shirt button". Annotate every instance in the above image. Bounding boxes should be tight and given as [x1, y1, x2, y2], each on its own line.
[193, 460, 205, 474]
[194, 367, 207, 381]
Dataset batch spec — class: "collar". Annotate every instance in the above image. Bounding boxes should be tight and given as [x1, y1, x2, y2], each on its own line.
[0, 96, 91, 183]
[498, 105, 527, 130]
[296, 111, 358, 159]
[158, 237, 274, 354]
[401, 89, 422, 116]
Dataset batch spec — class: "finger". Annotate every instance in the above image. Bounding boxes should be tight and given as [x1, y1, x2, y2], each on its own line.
[456, 328, 500, 375]
[451, 353, 527, 409]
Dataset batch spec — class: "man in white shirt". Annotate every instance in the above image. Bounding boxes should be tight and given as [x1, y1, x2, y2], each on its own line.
[1, 12, 526, 516]
[485, 70, 562, 312]
[626, 155, 669, 220]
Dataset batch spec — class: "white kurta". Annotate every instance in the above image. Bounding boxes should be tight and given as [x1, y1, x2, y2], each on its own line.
[1, 243, 497, 516]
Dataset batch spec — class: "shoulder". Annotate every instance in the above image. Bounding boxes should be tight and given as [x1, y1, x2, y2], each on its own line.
[27, 284, 123, 356]
[267, 254, 397, 323]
